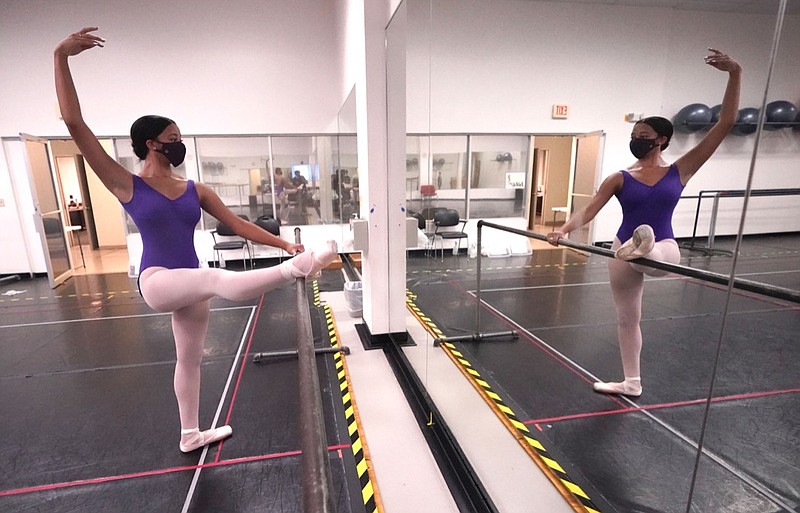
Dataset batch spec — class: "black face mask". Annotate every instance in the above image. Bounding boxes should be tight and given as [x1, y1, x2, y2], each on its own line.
[629, 137, 660, 160]
[155, 140, 186, 167]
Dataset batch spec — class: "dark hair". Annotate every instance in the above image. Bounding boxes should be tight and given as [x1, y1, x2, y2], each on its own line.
[637, 116, 673, 150]
[130, 115, 175, 160]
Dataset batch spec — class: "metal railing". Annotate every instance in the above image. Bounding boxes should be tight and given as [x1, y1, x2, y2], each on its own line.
[293, 226, 336, 513]
[683, 188, 800, 255]
[252, 228, 344, 513]
[432, 220, 799, 346]
[0, 274, 22, 284]
[473, 221, 800, 334]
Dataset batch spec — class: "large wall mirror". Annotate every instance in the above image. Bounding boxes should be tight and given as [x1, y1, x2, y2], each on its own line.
[336, 86, 359, 226]
[110, 87, 360, 271]
[389, 1, 799, 512]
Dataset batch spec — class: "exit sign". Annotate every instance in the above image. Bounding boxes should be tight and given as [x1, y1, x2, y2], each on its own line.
[552, 104, 569, 119]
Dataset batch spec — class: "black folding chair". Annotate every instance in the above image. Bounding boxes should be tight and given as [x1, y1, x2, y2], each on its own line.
[433, 209, 468, 261]
[211, 215, 253, 269]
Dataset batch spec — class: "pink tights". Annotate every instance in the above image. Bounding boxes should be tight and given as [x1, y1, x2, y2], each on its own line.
[605, 238, 680, 387]
[139, 254, 316, 431]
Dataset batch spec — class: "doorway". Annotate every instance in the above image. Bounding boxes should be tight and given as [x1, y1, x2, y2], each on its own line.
[46, 139, 129, 277]
[21, 135, 72, 287]
[527, 132, 605, 245]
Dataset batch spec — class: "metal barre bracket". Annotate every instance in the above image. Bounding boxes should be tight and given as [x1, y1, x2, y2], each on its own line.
[252, 346, 350, 363]
[433, 331, 519, 347]
[0, 275, 22, 284]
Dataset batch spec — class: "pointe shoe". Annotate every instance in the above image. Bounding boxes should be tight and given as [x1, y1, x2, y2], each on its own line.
[179, 425, 233, 453]
[615, 225, 655, 261]
[593, 380, 642, 397]
[286, 241, 340, 279]
[306, 240, 339, 278]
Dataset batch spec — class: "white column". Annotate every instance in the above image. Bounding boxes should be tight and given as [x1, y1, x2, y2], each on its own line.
[355, 0, 407, 335]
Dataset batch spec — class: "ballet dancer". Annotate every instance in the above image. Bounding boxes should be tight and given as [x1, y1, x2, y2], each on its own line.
[547, 48, 741, 397]
[55, 27, 339, 451]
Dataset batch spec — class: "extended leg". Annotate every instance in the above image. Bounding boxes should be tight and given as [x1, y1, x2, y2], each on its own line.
[139, 242, 338, 312]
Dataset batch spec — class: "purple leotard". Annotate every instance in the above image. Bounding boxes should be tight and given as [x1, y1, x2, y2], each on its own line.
[615, 163, 685, 243]
[122, 175, 201, 272]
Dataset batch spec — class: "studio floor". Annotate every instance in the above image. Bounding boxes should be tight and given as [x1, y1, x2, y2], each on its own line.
[1, 232, 798, 513]
[404, 232, 800, 513]
[0, 267, 375, 512]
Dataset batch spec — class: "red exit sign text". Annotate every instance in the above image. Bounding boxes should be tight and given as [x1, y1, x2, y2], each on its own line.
[552, 104, 569, 119]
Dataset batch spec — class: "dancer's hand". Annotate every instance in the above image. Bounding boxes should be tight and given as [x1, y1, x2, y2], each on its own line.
[704, 48, 740, 74]
[285, 243, 304, 255]
[55, 27, 105, 57]
[546, 231, 563, 246]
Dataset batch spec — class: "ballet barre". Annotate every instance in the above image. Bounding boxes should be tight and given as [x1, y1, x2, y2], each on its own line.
[478, 220, 800, 311]
[252, 228, 339, 513]
[435, 220, 800, 348]
[294, 226, 336, 513]
[435, 219, 800, 346]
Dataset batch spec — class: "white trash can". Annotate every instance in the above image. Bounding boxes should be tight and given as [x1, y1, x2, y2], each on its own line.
[344, 281, 363, 318]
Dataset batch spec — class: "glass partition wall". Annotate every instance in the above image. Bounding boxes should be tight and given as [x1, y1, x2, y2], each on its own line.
[392, 0, 798, 512]
[114, 133, 351, 269]
[406, 134, 531, 226]
[336, 86, 359, 223]
[196, 136, 270, 228]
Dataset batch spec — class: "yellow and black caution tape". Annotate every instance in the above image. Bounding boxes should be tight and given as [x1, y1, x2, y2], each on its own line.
[315, 285, 383, 513]
[405, 289, 601, 513]
[312, 280, 321, 307]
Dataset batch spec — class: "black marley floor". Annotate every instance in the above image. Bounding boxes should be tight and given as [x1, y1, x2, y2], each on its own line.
[407, 233, 800, 513]
[0, 266, 364, 513]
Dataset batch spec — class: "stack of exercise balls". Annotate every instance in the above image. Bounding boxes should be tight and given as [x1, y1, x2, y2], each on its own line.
[672, 103, 713, 133]
[733, 107, 759, 135]
[672, 100, 798, 135]
[763, 100, 798, 130]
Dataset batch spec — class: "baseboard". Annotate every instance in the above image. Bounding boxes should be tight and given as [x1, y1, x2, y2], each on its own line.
[354, 323, 413, 350]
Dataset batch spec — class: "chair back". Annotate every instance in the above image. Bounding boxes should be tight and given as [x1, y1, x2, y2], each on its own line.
[433, 209, 460, 228]
[255, 216, 281, 236]
[408, 210, 425, 230]
[216, 215, 249, 236]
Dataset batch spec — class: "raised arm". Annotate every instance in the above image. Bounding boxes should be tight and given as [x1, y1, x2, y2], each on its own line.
[546, 172, 622, 245]
[674, 49, 741, 183]
[54, 28, 133, 202]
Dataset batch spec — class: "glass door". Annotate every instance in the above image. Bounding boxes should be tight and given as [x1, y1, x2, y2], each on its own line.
[21, 135, 72, 287]
[568, 130, 605, 246]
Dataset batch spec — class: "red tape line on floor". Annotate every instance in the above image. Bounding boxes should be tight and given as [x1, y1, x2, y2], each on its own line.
[215, 293, 266, 463]
[0, 444, 350, 498]
[525, 388, 800, 426]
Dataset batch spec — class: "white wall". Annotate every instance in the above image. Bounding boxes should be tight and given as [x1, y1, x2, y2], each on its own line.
[407, 0, 800, 241]
[0, 0, 341, 137]
[0, 0, 345, 275]
[54, 157, 81, 205]
[0, 141, 38, 273]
